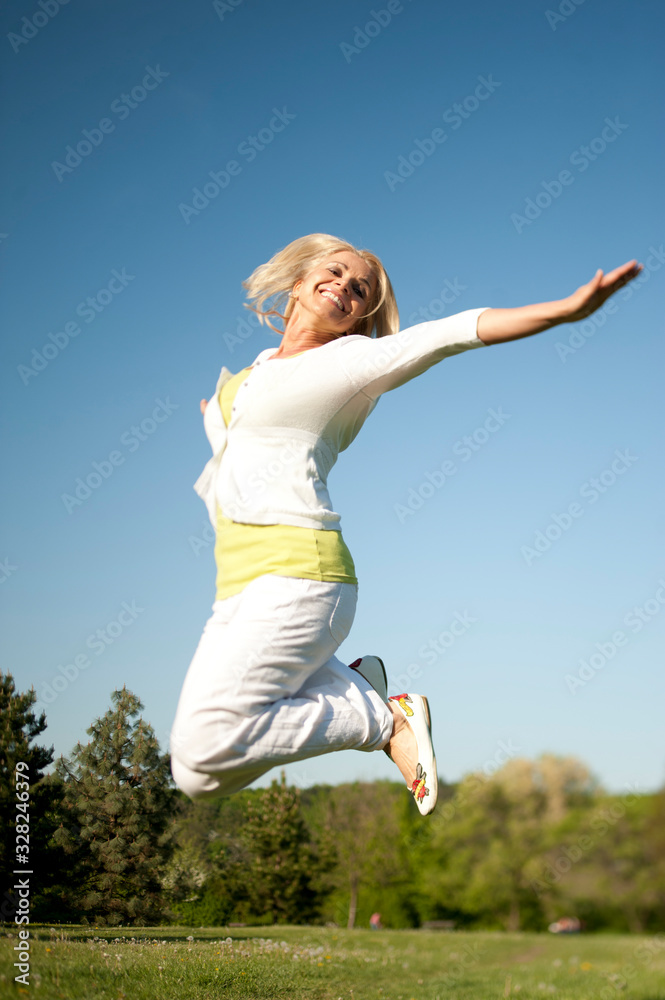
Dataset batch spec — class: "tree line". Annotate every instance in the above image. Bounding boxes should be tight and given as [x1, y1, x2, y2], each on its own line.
[1, 672, 663, 931]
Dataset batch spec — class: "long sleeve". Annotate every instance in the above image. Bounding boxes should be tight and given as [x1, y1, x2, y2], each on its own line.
[339, 306, 491, 399]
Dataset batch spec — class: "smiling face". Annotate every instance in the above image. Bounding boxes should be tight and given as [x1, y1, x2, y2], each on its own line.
[291, 251, 378, 337]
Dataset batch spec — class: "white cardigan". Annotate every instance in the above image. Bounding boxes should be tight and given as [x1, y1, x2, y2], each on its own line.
[194, 307, 491, 529]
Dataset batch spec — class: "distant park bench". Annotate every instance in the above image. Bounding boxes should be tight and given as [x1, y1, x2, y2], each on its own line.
[420, 920, 456, 931]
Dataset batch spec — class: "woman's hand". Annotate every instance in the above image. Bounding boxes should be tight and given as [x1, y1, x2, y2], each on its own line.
[560, 259, 643, 323]
[200, 399, 208, 415]
[477, 257, 644, 345]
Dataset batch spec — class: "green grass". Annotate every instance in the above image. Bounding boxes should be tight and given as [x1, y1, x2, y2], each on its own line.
[1, 925, 664, 1000]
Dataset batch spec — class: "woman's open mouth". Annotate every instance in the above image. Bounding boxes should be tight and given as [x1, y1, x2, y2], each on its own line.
[320, 289, 346, 312]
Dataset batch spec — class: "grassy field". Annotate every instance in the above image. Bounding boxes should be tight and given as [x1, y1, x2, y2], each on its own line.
[1, 924, 664, 1000]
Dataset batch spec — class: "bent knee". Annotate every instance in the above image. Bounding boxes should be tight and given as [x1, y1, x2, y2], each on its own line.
[170, 754, 222, 801]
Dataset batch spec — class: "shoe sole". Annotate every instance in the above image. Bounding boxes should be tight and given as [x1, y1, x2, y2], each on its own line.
[349, 655, 388, 702]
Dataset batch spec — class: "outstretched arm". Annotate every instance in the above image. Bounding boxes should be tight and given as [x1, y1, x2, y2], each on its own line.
[476, 259, 643, 345]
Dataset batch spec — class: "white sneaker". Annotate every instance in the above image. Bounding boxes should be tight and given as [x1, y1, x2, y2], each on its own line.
[388, 693, 438, 816]
[349, 655, 388, 701]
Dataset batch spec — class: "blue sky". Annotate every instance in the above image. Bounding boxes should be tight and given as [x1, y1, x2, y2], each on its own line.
[1, 0, 663, 796]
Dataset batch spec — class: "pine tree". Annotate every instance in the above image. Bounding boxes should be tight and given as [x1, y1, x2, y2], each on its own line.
[0, 671, 60, 923]
[240, 773, 327, 923]
[54, 687, 176, 925]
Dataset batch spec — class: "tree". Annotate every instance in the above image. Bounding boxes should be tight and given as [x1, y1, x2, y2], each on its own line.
[160, 792, 251, 926]
[238, 773, 329, 923]
[0, 671, 61, 923]
[53, 687, 176, 925]
[643, 787, 665, 928]
[310, 781, 415, 928]
[548, 791, 663, 932]
[421, 755, 596, 930]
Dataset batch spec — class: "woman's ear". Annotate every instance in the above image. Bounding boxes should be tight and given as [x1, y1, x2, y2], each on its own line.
[291, 279, 302, 300]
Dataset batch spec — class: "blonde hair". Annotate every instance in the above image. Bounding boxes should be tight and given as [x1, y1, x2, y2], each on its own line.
[241, 233, 399, 339]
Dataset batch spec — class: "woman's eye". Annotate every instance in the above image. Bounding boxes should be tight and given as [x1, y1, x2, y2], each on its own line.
[326, 267, 363, 297]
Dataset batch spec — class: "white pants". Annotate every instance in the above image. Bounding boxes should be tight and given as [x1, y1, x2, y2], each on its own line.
[170, 575, 393, 800]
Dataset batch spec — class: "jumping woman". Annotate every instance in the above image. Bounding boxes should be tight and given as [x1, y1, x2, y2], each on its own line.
[170, 234, 642, 816]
